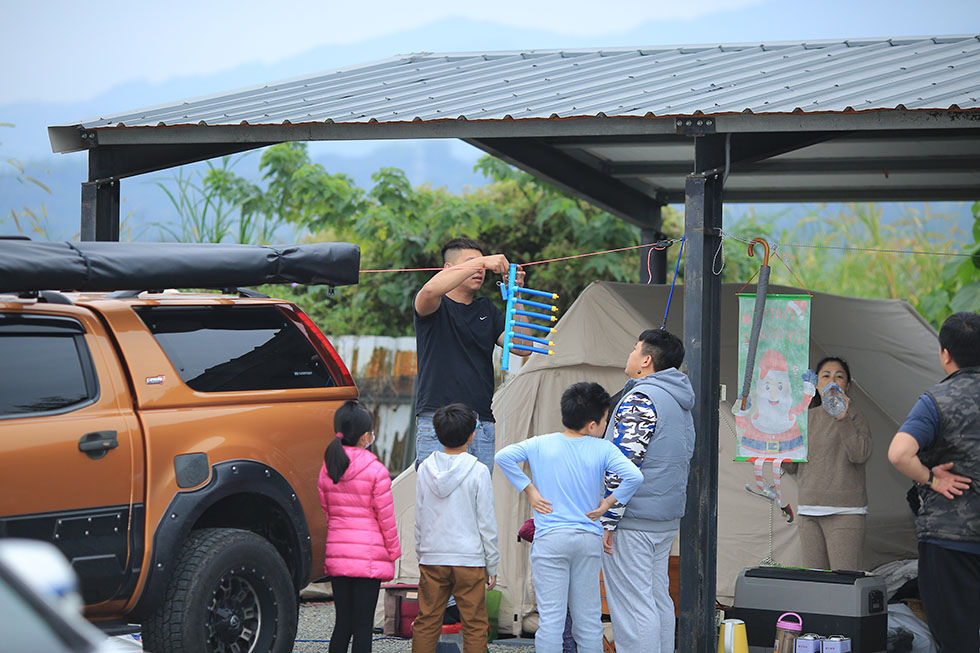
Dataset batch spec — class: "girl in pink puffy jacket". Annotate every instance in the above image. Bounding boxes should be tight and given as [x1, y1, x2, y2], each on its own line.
[318, 400, 401, 653]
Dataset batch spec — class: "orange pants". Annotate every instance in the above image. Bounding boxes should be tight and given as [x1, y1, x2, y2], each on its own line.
[412, 565, 488, 653]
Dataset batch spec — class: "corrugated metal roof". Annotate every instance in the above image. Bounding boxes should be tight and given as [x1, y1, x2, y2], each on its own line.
[73, 35, 980, 129]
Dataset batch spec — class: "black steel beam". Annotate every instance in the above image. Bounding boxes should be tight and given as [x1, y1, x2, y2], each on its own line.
[80, 142, 273, 243]
[611, 155, 980, 177]
[48, 111, 980, 155]
[545, 127, 980, 155]
[88, 142, 273, 181]
[48, 117, 681, 153]
[679, 133, 724, 653]
[603, 183, 980, 205]
[717, 186, 980, 203]
[728, 131, 839, 168]
[80, 180, 120, 242]
[606, 131, 838, 176]
[550, 134, 691, 148]
[466, 137, 666, 228]
[737, 155, 980, 175]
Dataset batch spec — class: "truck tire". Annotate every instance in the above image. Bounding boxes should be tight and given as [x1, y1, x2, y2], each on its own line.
[142, 528, 298, 653]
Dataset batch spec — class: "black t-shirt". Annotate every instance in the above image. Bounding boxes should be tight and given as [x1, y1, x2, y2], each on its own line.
[414, 294, 505, 422]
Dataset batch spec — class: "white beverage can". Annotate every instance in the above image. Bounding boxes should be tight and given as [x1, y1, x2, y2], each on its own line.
[822, 635, 851, 653]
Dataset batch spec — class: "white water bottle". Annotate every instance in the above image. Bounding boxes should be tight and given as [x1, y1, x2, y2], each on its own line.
[822, 383, 846, 418]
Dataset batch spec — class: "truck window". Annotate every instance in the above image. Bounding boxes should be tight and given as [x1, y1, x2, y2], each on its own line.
[135, 306, 338, 392]
[0, 316, 97, 417]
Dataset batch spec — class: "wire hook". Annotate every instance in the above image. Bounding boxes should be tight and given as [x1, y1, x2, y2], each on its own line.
[747, 237, 771, 267]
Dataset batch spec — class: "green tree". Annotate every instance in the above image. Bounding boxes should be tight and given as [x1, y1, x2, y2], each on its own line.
[916, 201, 980, 326]
[781, 203, 954, 305]
[221, 143, 682, 336]
[153, 153, 291, 244]
[723, 202, 977, 329]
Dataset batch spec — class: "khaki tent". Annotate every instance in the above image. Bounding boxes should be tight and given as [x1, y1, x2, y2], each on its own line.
[384, 281, 943, 635]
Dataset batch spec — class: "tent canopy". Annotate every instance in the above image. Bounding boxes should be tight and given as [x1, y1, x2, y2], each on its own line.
[386, 281, 942, 632]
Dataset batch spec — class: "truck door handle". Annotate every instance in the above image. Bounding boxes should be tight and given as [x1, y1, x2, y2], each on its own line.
[79, 431, 119, 459]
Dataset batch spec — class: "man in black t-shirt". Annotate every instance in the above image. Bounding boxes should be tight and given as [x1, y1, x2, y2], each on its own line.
[414, 237, 527, 473]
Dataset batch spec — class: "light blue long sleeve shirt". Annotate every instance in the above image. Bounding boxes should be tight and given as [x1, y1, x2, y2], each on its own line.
[495, 432, 643, 538]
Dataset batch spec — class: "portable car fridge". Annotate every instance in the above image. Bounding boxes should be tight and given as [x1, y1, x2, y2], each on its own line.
[727, 567, 887, 653]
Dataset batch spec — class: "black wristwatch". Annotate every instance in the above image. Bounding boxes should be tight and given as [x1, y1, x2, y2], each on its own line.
[920, 469, 935, 489]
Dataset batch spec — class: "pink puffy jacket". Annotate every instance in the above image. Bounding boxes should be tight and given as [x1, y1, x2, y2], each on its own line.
[318, 446, 401, 580]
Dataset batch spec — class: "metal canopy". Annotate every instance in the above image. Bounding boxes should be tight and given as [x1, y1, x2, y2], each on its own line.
[48, 35, 980, 651]
[50, 35, 980, 229]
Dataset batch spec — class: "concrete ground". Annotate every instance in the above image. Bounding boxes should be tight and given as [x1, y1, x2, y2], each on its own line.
[294, 600, 536, 653]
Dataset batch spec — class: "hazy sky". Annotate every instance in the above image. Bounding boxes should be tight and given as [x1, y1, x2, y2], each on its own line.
[6, 0, 760, 103]
[3, 0, 976, 104]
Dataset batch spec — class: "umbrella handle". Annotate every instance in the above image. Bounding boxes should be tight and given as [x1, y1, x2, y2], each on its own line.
[747, 238, 770, 267]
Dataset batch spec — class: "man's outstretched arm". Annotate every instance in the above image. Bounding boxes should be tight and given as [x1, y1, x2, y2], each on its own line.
[415, 254, 511, 316]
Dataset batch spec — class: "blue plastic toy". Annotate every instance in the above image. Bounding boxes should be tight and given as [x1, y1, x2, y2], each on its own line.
[499, 263, 559, 371]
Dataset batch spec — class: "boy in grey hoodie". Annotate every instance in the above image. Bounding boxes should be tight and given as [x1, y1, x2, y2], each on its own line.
[413, 403, 499, 653]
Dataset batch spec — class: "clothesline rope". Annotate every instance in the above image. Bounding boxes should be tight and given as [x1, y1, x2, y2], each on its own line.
[359, 240, 681, 274]
[717, 228, 976, 259]
[357, 231, 973, 275]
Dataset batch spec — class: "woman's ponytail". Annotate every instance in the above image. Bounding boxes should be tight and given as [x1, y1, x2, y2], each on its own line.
[323, 400, 374, 484]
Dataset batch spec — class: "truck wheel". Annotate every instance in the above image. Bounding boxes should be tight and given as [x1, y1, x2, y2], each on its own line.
[142, 528, 298, 653]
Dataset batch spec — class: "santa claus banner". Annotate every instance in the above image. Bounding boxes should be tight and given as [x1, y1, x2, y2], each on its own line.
[734, 294, 814, 462]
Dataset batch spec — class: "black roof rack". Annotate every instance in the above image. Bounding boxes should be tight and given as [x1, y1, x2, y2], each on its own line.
[105, 288, 270, 299]
[11, 290, 73, 305]
[105, 290, 159, 299]
[226, 288, 269, 298]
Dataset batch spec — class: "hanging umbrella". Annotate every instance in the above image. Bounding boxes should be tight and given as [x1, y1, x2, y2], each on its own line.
[739, 238, 771, 411]
[736, 238, 794, 523]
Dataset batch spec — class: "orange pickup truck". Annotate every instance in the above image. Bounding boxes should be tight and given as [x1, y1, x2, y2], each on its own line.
[0, 240, 360, 652]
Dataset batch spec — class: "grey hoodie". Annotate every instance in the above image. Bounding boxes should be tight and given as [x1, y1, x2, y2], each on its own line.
[415, 451, 499, 575]
[604, 368, 697, 531]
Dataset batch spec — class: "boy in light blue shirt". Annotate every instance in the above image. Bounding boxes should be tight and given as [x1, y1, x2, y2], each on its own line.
[495, 382, 642, 653]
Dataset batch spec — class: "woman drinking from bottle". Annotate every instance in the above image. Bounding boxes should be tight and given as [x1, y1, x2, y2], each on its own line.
[785, 357, 873, 570]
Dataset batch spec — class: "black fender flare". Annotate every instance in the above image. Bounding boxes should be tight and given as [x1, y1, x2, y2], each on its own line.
[130, 460, 311, 620]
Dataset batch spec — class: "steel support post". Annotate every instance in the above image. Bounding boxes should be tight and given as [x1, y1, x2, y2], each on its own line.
[678, 134, 725, 653]
[80, 179, 120, 241]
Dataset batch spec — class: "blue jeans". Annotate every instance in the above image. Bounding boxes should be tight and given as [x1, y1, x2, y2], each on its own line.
[415, 413, 496, 474]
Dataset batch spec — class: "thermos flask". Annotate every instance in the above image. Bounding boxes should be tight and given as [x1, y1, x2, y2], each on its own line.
[774, 612, 803, 652]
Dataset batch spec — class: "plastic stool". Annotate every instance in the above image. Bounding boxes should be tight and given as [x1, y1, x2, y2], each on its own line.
[436, 622, 463, 653]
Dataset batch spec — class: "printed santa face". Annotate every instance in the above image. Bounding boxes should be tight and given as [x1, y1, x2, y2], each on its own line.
[751, 351, 797, 435]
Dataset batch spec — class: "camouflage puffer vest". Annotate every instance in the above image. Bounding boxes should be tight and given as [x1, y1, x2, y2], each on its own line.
[915, 366, 980, 544]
